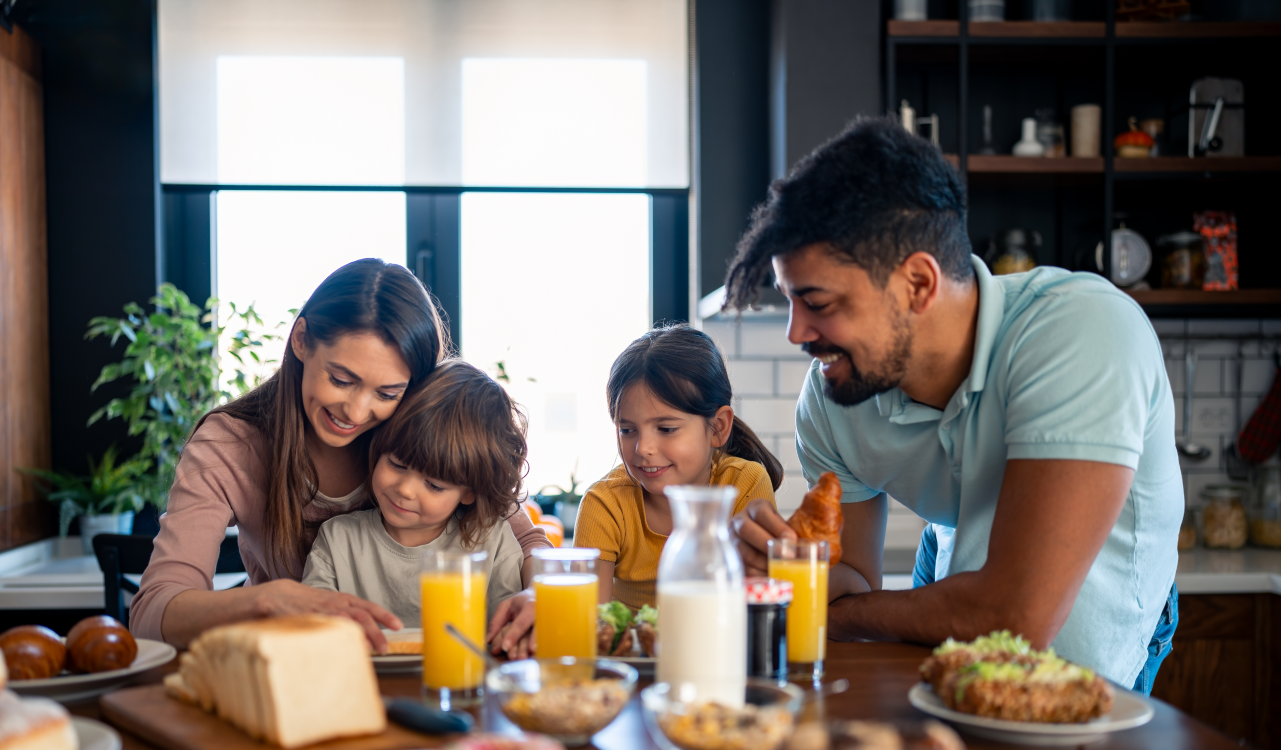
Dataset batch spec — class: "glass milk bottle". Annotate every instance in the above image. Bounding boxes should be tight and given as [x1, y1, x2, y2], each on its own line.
[656, 485, 746, 708]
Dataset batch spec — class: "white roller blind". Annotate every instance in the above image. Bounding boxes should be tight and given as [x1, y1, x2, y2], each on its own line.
[159, 0, 689, 188]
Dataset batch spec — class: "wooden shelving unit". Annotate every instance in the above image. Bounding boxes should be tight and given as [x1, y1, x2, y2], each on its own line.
[886, 16, 1281, 317]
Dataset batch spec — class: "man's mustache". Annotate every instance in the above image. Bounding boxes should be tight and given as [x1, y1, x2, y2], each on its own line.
[802, 342, 848, 358]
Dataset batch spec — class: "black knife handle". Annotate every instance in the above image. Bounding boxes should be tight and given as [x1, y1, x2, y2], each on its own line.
[384, 697, 475, 734]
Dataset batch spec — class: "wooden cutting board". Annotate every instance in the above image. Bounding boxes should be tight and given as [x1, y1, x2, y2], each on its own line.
[100, 685, 450, 750]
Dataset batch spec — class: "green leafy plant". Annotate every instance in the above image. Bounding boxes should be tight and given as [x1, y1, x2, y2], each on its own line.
[19, 445, 148, 537]
[537, 471, 584, 506]
[85, 283, 281, 508]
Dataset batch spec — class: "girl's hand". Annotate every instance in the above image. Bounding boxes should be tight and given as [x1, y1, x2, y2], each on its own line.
[251, 579, 403, 654]
[487, 588, 536, 657]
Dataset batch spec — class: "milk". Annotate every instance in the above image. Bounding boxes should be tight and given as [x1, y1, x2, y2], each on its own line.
[656, 580, 746, 708]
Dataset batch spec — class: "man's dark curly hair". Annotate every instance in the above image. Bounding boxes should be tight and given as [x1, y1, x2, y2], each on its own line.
[725, 117, 973, 310]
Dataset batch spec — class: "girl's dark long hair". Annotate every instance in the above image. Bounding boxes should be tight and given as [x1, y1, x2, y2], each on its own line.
[200, 259, 449, 575]
[606, 324, 783, 490]
[368, 360, 528, 549]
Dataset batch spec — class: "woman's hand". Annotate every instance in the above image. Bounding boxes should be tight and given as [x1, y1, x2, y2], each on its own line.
[730, 497, 797, 576]
[487, 588, 536, 658]
[251, 579, 403, 653]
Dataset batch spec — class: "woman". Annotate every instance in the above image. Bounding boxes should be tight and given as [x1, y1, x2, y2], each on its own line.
[130, 260, 548, 651]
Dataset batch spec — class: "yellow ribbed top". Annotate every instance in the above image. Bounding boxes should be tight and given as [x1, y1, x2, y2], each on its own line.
[573, 455, 777, 610]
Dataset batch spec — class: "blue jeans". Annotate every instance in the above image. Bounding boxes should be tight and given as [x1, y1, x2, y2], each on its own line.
[910, 526, 1179, 694]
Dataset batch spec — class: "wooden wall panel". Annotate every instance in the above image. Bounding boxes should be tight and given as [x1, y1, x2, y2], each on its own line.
[0, 24, 53, 552]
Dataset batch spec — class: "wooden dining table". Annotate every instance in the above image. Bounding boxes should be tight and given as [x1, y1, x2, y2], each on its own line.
[71, 641, 1243, 750]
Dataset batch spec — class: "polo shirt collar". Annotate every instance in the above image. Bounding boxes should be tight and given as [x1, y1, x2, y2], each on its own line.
[875, 255, 1005, 424]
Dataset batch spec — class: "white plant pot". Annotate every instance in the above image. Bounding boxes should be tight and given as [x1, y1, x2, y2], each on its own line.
[79, 512, 135, 556]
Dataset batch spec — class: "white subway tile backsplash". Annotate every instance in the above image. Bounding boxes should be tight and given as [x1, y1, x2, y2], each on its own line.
[1263, 319, 1281, 336]
[777, 435, 803, 472]
[1242, 359, 1276, 395]
[1161, 339, 1184, 358]
[737, 397, 798, 434]
[777, 360, 814, 396]
[775, 475, 806, 515]
[1150, 319, 1186, 336]
[1190, 398, 1234, 436]
[703, 320, 739, 358]
[727, 360, 774, 396]
[1186, 340, 1238, 357]
[1192, 358, 1222, 394]
[1165, 359, 1183, 393]
[739, 320, 805, 358]
[1183, 471, 1233, 507]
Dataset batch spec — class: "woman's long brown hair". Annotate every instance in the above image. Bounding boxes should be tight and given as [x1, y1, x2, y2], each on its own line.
[606, 324, 784, 490]
[368, 360, 528, 549]
[197, 259, 448, 576]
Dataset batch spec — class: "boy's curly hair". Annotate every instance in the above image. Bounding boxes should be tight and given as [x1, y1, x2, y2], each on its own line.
[368, 359, 528, 549]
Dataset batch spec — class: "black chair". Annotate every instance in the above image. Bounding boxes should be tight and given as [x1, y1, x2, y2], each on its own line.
[93, 533, 246, 627]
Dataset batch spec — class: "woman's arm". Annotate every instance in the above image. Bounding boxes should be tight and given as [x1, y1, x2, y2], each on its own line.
[508, 507, 551, 587]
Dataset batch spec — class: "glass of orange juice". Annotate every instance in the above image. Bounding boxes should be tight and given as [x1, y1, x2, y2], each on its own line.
[532, 548, 600, 664]
[421, 549, 489, 709]
[768, 539, 829, 682]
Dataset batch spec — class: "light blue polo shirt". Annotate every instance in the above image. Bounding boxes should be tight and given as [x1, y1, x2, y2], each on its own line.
[794, 256, 1182, 686]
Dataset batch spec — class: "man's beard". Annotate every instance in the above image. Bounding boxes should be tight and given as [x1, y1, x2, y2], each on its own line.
[806, 310, 912, 407]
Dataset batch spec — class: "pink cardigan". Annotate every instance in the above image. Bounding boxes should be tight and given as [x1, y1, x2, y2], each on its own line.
[130, 413, 550, 641]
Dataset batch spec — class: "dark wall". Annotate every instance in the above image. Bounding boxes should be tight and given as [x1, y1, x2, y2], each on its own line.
[694, 0, 771, 299]
[22, 0, 158, 474]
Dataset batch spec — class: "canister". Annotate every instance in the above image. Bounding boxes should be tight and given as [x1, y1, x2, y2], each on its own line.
[745, 577, 792, 683]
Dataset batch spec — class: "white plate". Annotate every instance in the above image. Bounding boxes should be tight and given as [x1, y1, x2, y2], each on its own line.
[72, 716, 122, 750]
[8, 639, 177, 704]
[612, 655, 655, 675]
[908, 683, 1154, 746]
[373, 628, 422, 674]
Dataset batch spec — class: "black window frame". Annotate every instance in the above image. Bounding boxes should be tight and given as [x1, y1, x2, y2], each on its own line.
[161, 184, 690, 348]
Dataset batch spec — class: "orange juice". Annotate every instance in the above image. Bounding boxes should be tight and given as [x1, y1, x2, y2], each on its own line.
[421, 571, 488, 690]
[534, 573, 599, 659]
[769, 558, 829, 663]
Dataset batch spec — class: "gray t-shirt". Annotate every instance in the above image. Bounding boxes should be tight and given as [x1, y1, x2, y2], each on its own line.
[301, 508, 524, 626]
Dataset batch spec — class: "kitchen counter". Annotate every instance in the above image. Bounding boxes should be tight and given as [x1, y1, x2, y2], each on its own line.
[1173, 547, 1281, 595]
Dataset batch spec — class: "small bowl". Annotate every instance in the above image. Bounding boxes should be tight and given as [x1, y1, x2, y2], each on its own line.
[641, 680, 804, 750]
[486, 657, 638, 746]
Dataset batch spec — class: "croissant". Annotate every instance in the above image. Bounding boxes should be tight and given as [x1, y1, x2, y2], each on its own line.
[786, 471, 845, 563]
[66, 615, 137, 674]
[0, 625, 66, 680]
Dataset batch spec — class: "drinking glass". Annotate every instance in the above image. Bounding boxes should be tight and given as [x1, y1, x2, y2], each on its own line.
[767, 539, 829, 682]
[420, 549, 489, 709]
[533, 548, 600, 661]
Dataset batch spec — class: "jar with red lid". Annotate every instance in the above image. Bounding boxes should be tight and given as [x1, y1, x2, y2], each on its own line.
[745, 577, 792, 684]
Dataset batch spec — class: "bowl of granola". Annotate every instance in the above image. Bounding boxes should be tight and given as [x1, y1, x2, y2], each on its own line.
[640, 680, 803, 750]
[487, 657, 637, 746]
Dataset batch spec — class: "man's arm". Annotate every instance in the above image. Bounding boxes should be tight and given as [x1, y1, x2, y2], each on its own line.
[827, 458, 1132, 649]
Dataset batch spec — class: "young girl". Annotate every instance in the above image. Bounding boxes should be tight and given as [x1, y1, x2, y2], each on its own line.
[302, 360, 527, 628]
[574, 324, 783, 610]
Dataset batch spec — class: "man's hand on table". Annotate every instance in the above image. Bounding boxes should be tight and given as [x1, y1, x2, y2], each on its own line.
[250, 579, 402, 654]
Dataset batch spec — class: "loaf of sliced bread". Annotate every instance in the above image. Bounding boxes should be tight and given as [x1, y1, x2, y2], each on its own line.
[0, 690, 76, 750]
[165, 615, 385, 748]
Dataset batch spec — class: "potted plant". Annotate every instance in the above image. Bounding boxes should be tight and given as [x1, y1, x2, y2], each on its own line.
[85, 283, 279, 511]
[537, 472, 585, 536]
[20, 446, 148, 555]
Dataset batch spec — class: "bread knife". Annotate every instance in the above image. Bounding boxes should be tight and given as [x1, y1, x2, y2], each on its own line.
[384, 697, 475, 734]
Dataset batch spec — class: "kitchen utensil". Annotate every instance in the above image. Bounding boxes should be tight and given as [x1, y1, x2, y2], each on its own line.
[969, 0, 1005, 21]
[1157, 231, 1205, 290]
[1013, 117, 1044, 156]
[900, 101, 939, 147]
[444, 622, 503, 672]
[1227, 344, 1251, 481]
[980, 105, 996, 155]
[1071, 104, 1101, 157]
[1094, 225, 1152, 287]
[1177, 349, 1213, 462]
[383, 697, 474, 735]
[895, 0, 928, 20]
[1189, 78, 1243, 157]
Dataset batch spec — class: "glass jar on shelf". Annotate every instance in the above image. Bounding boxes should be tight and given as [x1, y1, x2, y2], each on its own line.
[1178, 506, 1198, 551]
[1200, 485, 1249, 549]
[1249, 458, 1281, 549]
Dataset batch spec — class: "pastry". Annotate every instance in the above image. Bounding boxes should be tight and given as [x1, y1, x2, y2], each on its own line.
[164, 614, 385, 748]
[66, 615, 137, 674]
[0, 690, 77, 750]
[787, 472, 844, 563]
[0, 626, 66, 681]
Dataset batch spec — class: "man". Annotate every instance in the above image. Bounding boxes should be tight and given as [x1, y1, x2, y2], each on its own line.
[727, 118, 1181, 693]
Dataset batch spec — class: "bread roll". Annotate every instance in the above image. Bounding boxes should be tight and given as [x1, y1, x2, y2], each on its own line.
[0, 626, 66, 681]
[66, 615, 137, 674]
[0, 690, 77, 750]
[0, 645, 7, 690]
[165, 615, 385, 748]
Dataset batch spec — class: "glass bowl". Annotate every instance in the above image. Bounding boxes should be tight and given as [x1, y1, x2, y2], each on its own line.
[486, 657, 637, 746]
[640, 679, 804, 750]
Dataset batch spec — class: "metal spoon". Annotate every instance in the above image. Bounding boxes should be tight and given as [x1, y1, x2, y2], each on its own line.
[444, 622, 503, 672]
[1177, 348, 1213, 461]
